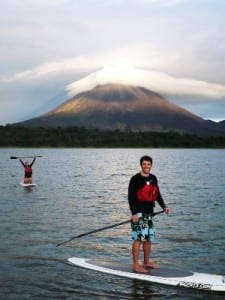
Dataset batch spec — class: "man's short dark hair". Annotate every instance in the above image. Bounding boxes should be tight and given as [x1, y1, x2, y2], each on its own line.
[140, 155, 153, 165]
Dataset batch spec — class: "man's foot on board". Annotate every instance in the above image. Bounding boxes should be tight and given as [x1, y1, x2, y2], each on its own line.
[143, 261, 159, 269]
[132, 265, 148, 273]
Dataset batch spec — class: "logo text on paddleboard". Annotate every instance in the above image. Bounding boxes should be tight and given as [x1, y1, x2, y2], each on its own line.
[178, 281, 212, 290]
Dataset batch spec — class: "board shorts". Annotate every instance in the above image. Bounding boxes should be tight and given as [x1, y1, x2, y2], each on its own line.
[131, 213, 155, 242]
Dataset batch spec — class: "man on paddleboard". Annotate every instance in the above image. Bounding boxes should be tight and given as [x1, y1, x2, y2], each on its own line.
[19, 157, 36, 184]
[128, 155, 170, 273]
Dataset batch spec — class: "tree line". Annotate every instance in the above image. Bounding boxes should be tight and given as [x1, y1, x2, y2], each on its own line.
[0, 125, 225, 148]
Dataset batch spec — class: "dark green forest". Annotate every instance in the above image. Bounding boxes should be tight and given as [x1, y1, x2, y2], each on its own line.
[1, 125, 225, 148]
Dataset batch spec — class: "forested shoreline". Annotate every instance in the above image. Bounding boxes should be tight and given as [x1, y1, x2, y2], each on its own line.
[1, 125, 225, 148]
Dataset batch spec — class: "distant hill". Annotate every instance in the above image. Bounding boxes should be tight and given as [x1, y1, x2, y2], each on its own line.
[218, 120, 225, 130]
[17, 84, 225, 136]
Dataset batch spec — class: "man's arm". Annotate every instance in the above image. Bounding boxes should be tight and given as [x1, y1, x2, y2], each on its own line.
[156, 190, 170, 214]
[128, 176, 138, 215]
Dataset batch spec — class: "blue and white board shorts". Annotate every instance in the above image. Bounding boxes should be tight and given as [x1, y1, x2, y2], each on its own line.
[131, 213, 155, 242]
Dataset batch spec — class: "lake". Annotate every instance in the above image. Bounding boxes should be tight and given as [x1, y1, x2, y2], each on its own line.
[0, 148, 224, 299]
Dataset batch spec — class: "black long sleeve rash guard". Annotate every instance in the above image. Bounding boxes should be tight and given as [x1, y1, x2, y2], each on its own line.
[128, 172, 166, 215]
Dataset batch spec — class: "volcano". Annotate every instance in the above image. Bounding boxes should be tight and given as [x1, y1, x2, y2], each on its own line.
[17, 83, 224, 136]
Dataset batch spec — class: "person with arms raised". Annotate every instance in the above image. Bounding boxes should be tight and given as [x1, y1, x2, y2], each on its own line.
[19, 157, 36, 184]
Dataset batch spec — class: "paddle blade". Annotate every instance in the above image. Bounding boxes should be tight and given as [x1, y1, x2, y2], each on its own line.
[10, 155, 43, 159]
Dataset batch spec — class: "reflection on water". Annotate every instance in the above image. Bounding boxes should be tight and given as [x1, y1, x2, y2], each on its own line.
[0, 148, 225, 299]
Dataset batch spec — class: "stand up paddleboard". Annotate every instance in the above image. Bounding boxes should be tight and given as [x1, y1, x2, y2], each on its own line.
[20, 182, 37, 187]
[68, 257, 225, 292]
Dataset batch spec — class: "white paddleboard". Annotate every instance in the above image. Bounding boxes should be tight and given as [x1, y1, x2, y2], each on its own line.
[68, 257, 225, 292]
[20, 182, 37, 187]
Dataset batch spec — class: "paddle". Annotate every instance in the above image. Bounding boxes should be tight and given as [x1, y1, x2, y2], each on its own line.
[10, 156, 43, 159]
[56, 210, 164, 247]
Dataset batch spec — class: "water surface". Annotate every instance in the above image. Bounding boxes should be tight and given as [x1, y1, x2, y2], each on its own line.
[0, 148, 224, 299]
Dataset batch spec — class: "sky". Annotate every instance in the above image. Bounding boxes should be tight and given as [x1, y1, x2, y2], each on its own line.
[1, 0, 225, 125]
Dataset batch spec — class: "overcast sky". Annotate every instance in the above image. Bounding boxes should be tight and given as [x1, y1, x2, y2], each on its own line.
[1, 0, 225, 125]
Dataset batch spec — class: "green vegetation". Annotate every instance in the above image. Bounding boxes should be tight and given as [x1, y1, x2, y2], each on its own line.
[0, 125, 225, 148]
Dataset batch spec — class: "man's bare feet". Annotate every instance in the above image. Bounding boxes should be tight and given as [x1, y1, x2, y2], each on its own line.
[143, 261, 159, 269]
[132, 264, 148, 273]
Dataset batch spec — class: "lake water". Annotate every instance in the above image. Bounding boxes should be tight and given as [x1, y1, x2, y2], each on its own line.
[0, 148, 224, 300]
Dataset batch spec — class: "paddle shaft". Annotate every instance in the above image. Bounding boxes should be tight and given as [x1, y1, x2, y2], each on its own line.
[10, 156, 42, 159]
[56, 210, 164, 247]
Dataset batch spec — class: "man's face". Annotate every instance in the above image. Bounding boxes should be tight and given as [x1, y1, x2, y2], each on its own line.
[141, 160, 152, 176]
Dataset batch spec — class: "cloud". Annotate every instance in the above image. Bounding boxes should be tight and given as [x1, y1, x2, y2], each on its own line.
[2, 36, 225, 89]
[1, 56, 91, 82]
[0, 44, 173, 82]
[0, 0, 225, 124]
[66, 66, 225, 100]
